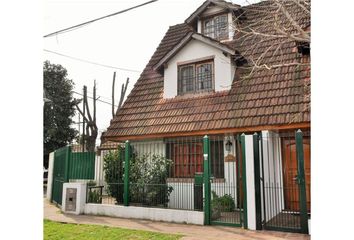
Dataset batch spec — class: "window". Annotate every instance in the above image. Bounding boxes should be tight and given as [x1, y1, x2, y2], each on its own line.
[203, 14, 228, 40]
[166, 139, 224, 178]
[178, 60, 213, 95]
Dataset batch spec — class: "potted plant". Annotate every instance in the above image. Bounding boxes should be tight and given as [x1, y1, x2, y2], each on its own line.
[211, 191, 235, 220]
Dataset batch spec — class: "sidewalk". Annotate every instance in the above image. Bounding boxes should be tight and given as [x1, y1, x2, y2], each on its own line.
[44, 199, 310, 240]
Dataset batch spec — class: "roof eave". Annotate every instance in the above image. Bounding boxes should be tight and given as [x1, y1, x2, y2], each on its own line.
[192, 33, 235, 55]
[153, 33, 235, 71]
[153, 32, 194, 71]
[185, 0, 240, 24]
[185, 0, 212, 24]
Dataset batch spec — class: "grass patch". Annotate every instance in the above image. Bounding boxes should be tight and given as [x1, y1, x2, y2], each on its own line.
[44, 219, 182, 240]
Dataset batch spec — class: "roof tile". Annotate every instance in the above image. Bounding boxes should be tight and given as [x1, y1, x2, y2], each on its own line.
[105, 1, 310, 138]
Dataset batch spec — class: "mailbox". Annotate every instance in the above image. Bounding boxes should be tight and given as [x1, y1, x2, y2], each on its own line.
[62, 182, 86, 215]
[194, 172, 203, 211]
[65, 188, 77, 212]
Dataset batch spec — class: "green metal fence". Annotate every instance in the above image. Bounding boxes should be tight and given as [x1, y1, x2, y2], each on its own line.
[253, 129, 310, 234]
[90, 135, 246, 228]
[51, 146, 70, 205]
[51, 145, 96, 205]
[69, 152, 95, 179]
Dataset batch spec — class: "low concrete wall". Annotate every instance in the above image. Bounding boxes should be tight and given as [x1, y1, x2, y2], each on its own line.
[84, 204, 204, 225]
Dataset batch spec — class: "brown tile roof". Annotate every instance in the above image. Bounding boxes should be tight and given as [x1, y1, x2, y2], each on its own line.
[104, 0, 310, 140]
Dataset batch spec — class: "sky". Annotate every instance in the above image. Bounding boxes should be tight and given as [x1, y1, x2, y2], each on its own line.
[43, 0, 256, 144]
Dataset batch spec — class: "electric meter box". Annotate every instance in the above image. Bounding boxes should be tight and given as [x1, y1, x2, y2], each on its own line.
[62, 182, 87, 215]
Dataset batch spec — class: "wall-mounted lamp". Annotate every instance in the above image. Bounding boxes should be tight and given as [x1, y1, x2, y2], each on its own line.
[225, 139, 233, 153]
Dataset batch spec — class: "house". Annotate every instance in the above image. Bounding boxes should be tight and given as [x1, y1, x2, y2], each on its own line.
[101, 0, 310, 233]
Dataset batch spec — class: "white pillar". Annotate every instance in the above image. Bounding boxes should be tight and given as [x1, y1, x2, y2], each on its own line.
[94, 155, 101, 183]
[46, 151, 55, 201]
[62, 182, 87, 215]
[245, 135, 256, 230]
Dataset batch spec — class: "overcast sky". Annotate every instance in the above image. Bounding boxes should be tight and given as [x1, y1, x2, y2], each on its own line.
[43, 0, 257, 144]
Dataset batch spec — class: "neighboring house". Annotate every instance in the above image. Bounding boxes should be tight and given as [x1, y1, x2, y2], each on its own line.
[102, 0, 310, 233]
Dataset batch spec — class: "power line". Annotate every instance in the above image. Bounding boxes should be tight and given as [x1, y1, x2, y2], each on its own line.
[44, 0, 158, 38]
[44, 49, 141, 73]
[73, 91, 119, 107]
[87, 90, 115, 102]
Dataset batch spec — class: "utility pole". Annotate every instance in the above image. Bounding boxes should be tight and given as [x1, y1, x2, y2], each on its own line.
[78, 114, 81, 145]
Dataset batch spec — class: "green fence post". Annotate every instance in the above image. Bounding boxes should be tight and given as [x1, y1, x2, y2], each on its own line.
[64, 146, 72, 182]
[296, 129, 309, 234]
[253, 133, 262, 230]
[203, 135, 211, 225]
[240, 134, 248, 229]
[124, 140, 130, 206]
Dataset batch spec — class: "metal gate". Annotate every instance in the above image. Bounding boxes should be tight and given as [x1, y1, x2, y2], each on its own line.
[254, 130, 310, 234]
[51, 146, 70, 205]
[204, 135, 247, 227]
[51, 146, 96, 205]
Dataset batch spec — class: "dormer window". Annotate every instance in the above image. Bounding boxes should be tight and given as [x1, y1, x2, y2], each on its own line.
[178, 60, 214, 95]
[203, 14, 228, 40]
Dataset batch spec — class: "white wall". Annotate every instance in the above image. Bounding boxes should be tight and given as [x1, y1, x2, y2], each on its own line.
[131, 140, 165, 157]
[211, 135, 238, 207]
[164, 39, 235, 98]
[167, 182, 194, 210]
[84, 203, 204, 225]
[243, 132, 285, 230]
[46, 151, 55, 201]
[261, 130, 284, 221]
[95, 154, 104, 184]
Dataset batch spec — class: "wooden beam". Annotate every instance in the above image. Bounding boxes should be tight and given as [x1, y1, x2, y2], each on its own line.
[103, 122, 310, 141]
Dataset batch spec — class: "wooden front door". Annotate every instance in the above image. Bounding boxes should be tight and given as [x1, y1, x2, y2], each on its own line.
[282, 138, 311, 212]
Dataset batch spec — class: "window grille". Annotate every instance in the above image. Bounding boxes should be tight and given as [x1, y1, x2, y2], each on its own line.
[178, 60, 213, 95]
[203, 14, 228, 40]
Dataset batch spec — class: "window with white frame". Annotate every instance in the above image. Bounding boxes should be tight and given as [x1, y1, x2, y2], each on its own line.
[203, 14, 228, 40]
[178, 60, 214, 95]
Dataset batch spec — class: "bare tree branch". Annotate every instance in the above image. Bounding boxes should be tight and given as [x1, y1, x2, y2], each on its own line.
[112, 71, 116, 118]
[84, 85, 93, 123]
[275, 0, 310, 42]
[74, 103, 89, 123]
[117, 77, 129, 112]
[93, 80, 96, 123]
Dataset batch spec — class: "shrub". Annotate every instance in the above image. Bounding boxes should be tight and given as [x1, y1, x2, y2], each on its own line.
[103, 145, 173, 206]
[129, 153, 173, 206]
[103, 146, 125, 204]
[88, 189, 101, 203]
[211, 191, 235, 212]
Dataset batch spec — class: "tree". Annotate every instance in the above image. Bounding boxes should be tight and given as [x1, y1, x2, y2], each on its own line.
[231, 0, 310, 122]
[75, 83, 98, 152]
[232, 0, 310, 73]
[111, 71, 129, 118]
[43, 61, 77, 166]
[74, 72, 130, 152]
